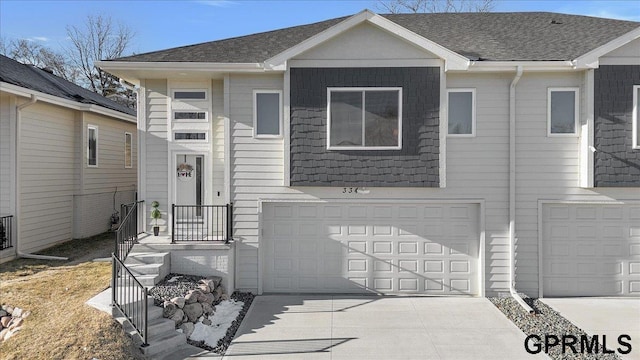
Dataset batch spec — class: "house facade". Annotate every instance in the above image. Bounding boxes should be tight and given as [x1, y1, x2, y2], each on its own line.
[0, 55, 137, 263]
[99, 11, 640, 298]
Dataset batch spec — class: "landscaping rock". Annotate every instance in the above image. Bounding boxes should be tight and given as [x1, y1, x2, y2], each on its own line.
[180, 322, 195, 338]
[8, 318, 23, 331]
[170, 309, 184, 326]
[163, 302, 178, 318]
[171, 297, 185, 309]
[183, 303, 203, 323]
[2, 305, 13, 314]
[199, 292, 215, 304]
[185, 290, 203, 304]
[20, 311, 30, 319]
[206, 276, 223, 288]
[220, 294, 230, 301]
[201, 303, 215, 316]
[197, 284, 211, 294]
[202, 318, 212, 326]
[11, 308, 22, 318]
[0, 317, 11, 328]
[0, 310, 7, 318]
[214, 286, 224, 299]
[0, 328, 8, 341]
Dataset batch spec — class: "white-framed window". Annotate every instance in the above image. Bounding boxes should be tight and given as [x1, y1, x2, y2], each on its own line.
[633, 85, 639, 149]
[447, 88, 475, 137]
[124, 132, 132, 168]
[327, 87, 402, 150]
[87, 125, 98, 167]
[173, 90, 207, 101]
[548, 87, 579, 136]
[173, 111, 208, 122]
[174, 132, 207, 141]
[253, 90, 282, 138]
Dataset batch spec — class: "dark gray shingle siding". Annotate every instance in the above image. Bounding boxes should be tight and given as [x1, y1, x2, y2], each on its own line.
[111, 12, 638, 64]
[594, 65, 640, 187]
[290, 67, 440, 187]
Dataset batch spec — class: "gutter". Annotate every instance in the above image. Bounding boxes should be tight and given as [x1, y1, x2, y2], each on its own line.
[15, 95, 68, 261]
[509, 66, 534, 314]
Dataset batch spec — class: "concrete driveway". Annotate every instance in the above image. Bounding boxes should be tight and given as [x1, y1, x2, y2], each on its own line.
[224, 295, 546, 359]
[541, 298, 640, 360]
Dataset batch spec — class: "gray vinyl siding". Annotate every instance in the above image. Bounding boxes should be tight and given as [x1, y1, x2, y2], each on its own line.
[144, 79, 170, 232]
[19, 102, 75, 253]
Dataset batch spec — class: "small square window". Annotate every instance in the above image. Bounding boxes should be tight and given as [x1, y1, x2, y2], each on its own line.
[87, 125, 98, 167]
[253, 90, 282, 137]
[327, 88, 402, 150]
[633, 85, 639, 149]
[447, 89, 475, 136]
[548, 88, 579, 136]
[124, 132, 132, 168]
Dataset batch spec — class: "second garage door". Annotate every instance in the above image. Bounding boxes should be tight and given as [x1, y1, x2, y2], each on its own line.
[262, 202, 481, 295]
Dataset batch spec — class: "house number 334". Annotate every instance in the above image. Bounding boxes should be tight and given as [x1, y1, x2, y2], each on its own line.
[342, 187, 360, 194]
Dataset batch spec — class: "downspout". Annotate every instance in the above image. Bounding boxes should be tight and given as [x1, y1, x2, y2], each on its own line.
[15, 95, 68, 261]
[509, 66, 534, 314]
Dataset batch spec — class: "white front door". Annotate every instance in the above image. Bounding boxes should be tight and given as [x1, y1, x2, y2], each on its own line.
[175, 155, 204, 213]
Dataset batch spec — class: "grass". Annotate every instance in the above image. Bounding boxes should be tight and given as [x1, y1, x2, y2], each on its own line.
[0, 233, 145, 360]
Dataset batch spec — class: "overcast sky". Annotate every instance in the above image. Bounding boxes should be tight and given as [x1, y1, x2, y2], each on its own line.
[1, 0, 639, 56]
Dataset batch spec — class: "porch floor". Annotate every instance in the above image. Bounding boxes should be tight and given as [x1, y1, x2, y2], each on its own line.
[134, 233, 232, 251]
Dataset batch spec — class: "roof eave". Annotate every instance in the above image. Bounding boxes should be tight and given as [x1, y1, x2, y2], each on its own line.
[264, 9, 470, 71]
[466, 60, 577, 72]
[0, 82, 136, 123]
[572, 26, 640, 69]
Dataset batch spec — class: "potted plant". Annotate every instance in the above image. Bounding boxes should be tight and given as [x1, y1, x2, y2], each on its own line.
[150, 201, 161, 236]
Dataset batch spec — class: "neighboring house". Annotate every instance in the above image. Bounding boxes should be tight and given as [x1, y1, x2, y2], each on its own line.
[0, 55, 137, 263]
[98, 11, 640, 298]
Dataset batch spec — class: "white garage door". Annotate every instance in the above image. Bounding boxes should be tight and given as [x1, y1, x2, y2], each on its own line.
[262, 202, 480, 295]
[542, 204, 640, 297]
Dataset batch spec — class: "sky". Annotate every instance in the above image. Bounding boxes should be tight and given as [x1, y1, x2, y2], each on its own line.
[1, 0, 639, 57]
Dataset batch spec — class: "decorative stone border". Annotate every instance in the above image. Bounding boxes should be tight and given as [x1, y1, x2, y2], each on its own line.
[0, 305, 30, 342]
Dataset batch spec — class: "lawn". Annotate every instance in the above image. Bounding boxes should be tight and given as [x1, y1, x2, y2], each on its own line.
[0, 233, 146, 360]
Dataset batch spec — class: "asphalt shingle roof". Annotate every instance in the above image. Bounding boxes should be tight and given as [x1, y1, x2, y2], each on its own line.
[0, 54, 135, 116]
[112, 12, 639, 63]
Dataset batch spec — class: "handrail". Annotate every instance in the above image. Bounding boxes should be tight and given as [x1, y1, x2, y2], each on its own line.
[0, 215, 13, 250]
[112, 253, 148, 346]
[172, 203, 233, 243]
[115, 200, 144, 262]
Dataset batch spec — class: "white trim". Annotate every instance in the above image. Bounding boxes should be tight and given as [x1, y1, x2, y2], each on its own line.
[283, 67, 291, 187]
[633, 85, 640, 149]
[223, 75, 231, 206]
[264, 10, 469, 71]
[124, 132, 133, 169]
[87, 125, 99, 168]
[252, 90, 283, 138]
[96, 60, 266, 72]
[547, 87, 580, 137]
[257, 198, 486, 297]
[573, 27, 640, 69]
[580, 71, 595, 188]
[439, 65, 447, 188]
[0, 82, 135, 123]
[467, 61, 576, 72]
[326, 87, 403, 150]
[446, 88, 476, 137]
[600, 57, 640, 66]
[537, 199, 640, 298]
[137, 80, 147, 231]
[289, 59, 442, 68]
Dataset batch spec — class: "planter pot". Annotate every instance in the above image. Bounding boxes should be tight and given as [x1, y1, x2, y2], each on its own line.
[153, 226, 160, 236]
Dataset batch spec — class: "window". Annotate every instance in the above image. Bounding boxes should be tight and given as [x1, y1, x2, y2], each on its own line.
[173, 90, 206, 100]
[124, 132, 132, 168]
[447, 89, 475, 136]
[327, 87, 402, 150]
[548, 88, 579, 136]
[253, 90, 282, 137]
[174, 111, 207, 121]
[174, 132, 207, 141]
[634, 85, 639, 149]
[87, 125, 98, 167]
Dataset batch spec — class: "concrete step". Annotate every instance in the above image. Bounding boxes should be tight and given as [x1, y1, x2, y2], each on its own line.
[134, 274, 160, 287]
[126, 262, 164, 275]
[148, 304, 163, 320]
[147, 315, 176, 336]
[158, 343, 222, 360]
[141, 331, 187, 357]
[125, 251, 170, 265]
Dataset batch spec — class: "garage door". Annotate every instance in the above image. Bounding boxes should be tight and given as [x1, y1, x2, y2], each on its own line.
[262, 202, 480, 295]
[542, 204, 640, 297]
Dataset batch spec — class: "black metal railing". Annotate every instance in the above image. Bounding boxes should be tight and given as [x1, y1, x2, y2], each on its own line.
[1, 215, 13, 250]
[172, 203, 233, 243]
[115, 200, 144, 262]
[112, 254, 148, 346]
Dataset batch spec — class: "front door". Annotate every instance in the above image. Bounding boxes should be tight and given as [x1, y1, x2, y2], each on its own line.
[175, 154, 204, 218]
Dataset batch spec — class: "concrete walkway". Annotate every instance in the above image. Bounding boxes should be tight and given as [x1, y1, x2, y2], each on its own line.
[224, 295, 547, 360]
[541, 298, 640, 360]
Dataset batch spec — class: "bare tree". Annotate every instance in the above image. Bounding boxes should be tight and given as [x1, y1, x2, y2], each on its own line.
[66, 15, 135, 107]
[2, 38, 79, 83]
[377, 0, 496, 13]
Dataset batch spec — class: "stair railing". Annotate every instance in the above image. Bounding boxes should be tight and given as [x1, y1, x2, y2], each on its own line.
[112, 254, 149, 346]
[115, 200, 145, 262]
